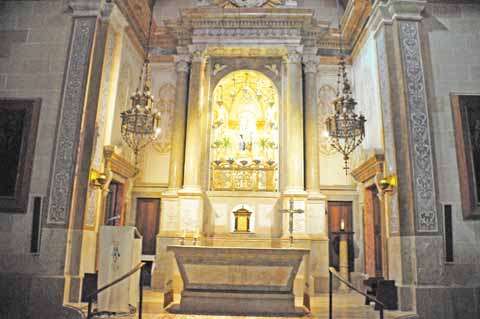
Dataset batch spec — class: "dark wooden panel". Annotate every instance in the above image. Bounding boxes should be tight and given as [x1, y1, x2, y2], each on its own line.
[136, 198, 160, 255]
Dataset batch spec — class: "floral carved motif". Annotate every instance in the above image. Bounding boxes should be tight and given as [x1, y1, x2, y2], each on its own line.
[47, 17, 96, 225]
[399, 21, 438, 233]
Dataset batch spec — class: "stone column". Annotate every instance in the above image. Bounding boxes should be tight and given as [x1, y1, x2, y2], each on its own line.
[371, 0, 442, 314]
[182, 49, 204, 192]
[303, 54, 320, 194]
[283, 46, 305, 194]
[167, 55, 190, 191]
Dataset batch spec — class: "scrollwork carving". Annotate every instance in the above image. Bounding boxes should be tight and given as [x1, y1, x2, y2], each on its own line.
[47, 17, 96, 225]
[399, 21, 438, 233]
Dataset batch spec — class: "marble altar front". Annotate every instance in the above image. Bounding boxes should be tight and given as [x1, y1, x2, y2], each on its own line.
[167, 245, 310, 315]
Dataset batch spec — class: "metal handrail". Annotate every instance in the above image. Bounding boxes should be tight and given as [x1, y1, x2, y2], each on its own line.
[329, 267, 385, 319]
[86, 262, 146, 319]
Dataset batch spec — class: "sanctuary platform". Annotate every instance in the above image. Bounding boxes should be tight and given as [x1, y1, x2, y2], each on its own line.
[167, 245, 310, 316]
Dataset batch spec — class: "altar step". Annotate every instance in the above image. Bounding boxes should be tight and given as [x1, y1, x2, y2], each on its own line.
[74, 290, 418, 319]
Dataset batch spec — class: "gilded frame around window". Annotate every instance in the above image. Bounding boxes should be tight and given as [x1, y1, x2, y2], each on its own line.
[451, 94, 480, 219]
[0, 98, 41, 213]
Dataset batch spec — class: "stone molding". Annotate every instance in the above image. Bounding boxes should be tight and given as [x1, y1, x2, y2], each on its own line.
[351, 154, 385, 184]
[398, 21, 438, 233]
[215, 0, 282, 8]
[47, 17, 97, 225]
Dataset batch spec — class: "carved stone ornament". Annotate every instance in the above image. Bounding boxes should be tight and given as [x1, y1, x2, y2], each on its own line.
[216, 0, 281, 8]
[302, 55, 318, 74]
[174, 55, 191, 73]
[48, 17, 96, 225]
[399, 21, 438, 233]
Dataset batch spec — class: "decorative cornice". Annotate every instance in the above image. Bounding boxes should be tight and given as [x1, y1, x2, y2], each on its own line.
[104, 146, 136, 179]
[351, 154, 385, 184]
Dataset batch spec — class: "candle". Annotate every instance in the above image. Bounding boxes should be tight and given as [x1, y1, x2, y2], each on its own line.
[340, 219, 345, 231]
[182, 229, 186, 238]
[194, 230, 199, 239]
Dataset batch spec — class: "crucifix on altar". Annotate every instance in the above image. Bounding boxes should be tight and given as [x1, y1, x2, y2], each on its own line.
[279, 198, 305, 247]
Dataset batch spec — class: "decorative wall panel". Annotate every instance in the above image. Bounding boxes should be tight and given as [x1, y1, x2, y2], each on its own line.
[47, 17, 96, 225]
[398, 21, 438, 233]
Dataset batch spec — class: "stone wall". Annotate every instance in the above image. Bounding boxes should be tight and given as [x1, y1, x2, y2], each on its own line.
[426, 3, 480, 286]
[0, 1, 76, 318]
[0, 0, 70, 271]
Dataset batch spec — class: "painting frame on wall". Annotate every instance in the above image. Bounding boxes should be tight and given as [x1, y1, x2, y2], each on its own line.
[0, 98, 41, 213]
[451, 94, 480, 219]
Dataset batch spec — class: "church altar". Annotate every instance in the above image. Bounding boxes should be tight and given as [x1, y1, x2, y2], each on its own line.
[167, 245, 310, 315]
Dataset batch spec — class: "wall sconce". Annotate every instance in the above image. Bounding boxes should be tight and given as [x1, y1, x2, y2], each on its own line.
[90, 169, 107, 189]
[378, 174, 397, 193]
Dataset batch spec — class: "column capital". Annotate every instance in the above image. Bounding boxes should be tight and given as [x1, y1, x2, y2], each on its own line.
[387, 0, 426, 21]
[283, 46, 303, 64]
[368, 0, 426, 36]
[188, 45, 207, 63]
[68, 0, 111, 17]
[174, 55, 191, 73]
[302, 55, 319, 74]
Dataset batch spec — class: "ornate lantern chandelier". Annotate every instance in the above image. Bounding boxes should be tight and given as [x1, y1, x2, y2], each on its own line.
[120, 6, 160, 173]
[325, 40, 366, 174]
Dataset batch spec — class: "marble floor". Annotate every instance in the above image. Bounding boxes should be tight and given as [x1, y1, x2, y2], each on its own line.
[85, 290, 417, 319]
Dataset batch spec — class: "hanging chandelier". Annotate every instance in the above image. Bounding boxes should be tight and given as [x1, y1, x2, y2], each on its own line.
[120, 6, 160, 173]
[325, 54, 366, 175]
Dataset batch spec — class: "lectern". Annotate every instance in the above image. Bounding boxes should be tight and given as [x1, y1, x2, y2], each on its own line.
[98, 226, 142, 313]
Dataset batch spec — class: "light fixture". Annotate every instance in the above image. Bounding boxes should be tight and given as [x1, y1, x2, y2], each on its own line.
[120, 4, 160, 174]
[378, 174, 397, 193]
[90, 169, 107, 189]
[325, 0, 366, 174]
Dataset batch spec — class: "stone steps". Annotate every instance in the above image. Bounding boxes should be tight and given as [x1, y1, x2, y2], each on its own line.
[69, 290, 418, 319]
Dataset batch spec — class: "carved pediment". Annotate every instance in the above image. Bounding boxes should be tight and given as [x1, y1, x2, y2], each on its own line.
[216, 0, 281, 8]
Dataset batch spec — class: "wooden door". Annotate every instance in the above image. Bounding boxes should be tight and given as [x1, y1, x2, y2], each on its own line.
[136, 198, 160, 255]
[327, 201, 354, 272]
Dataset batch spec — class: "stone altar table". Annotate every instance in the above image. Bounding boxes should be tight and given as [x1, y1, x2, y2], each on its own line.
[167, 245, 310, 316]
